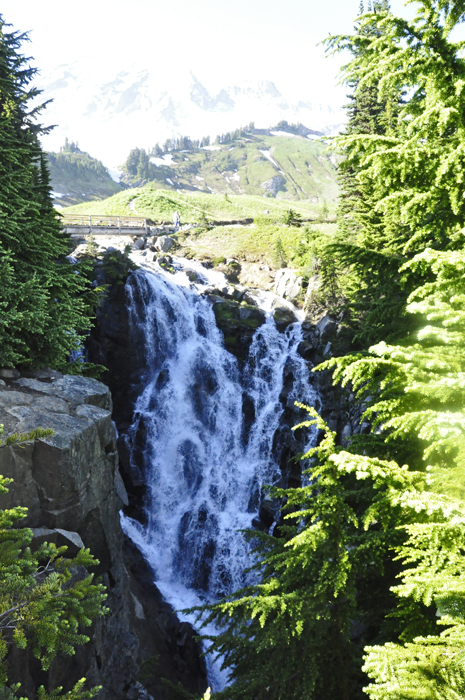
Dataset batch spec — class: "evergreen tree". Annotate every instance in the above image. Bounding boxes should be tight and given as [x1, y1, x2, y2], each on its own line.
[282, 208, 302, 227]
[319, 199, 329, 222]
[363, 495, 465, 700]
[329, 0, 465, 252]
[125, 148, 142, 175]
[272, 236, 287, 269]
[322, 244, 465, 495]
[324, 0, 465, 347]
[136, 148, 150, 180]
[191, 409, 428, 700]
[319, 245, 465, 697]
[324, 1, 415, 347]
[151, 143, 163, 157]
[0, 16, 96, 369]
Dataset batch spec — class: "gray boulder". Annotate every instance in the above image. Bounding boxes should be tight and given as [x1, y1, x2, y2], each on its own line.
[30, 527, 85, 556]
[155, 236, 175, 253]
[272, 305, 298, 332]
[0, 368, 20, 379]
[273, 269, 303, 301]
[145, 250, 157, 263]
[132, 237, 146, 250]
[316, 314, 338, 341]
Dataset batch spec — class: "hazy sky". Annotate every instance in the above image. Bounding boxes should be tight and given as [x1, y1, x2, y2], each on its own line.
[1, 0, 419, 103]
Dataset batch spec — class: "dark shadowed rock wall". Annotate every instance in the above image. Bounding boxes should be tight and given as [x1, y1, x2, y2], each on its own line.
[0, 371, 207, 700]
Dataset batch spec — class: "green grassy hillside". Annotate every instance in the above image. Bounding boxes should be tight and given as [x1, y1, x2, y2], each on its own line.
[62, 188, 337, 289]
[121, 133, 339, 203]
[47, 148, 122, 206]
[62, 188, 334, 222]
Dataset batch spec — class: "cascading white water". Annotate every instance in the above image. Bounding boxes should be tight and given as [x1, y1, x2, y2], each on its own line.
[121, 262, 318, 688]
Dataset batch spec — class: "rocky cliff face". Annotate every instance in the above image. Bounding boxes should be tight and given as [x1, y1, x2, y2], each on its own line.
[0, 370, 207, 699]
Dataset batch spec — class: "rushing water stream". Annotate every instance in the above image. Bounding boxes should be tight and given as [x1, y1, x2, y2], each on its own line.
[121, 262, 318, 688]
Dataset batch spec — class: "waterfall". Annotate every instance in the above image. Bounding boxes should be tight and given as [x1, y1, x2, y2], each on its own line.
[121, 263, 319, 688]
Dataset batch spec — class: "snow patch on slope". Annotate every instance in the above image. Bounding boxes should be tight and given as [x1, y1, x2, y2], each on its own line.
[270, 130, 299, 138]
[151, 154, 176, 166]
[259, 150, 279, 168]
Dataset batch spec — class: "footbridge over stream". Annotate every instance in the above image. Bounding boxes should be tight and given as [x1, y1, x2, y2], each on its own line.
[61, 214, 150, 237]
[61, 214, 256, 238]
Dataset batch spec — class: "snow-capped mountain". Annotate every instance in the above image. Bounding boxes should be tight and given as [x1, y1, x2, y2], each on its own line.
[36, 60, 345, 168]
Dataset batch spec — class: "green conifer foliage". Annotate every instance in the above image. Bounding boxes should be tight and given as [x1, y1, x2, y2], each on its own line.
[282, 208, 302, 227]
[0, 16, 95, 369]
[328, 0, 465, 253]
[324, 2, 415, 347]
[325, 0, 465, 346]
[363, 491, 465, 700]
[318, 243, 465, 697]
[272, 235, 287, 269]
[190, 409, 424, 700]
[321, 245, 465, 495]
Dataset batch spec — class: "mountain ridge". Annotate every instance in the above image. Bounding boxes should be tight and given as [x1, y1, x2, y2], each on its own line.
[49, 127, 339, 206]
[37, 62, 345, 166]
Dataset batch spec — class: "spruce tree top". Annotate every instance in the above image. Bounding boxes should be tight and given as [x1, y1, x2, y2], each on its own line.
[0, 15, 96, 370]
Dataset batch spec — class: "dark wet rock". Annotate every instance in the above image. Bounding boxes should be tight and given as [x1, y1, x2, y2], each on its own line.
[259, 499, 281, 528]
[297, 340, 317, 361]
[215, 259, 241, 282]
[316, 314, 338, 342]
[30, 527, 85, 556]
[209, 296, 266, 362]
[272, 305, 297, 332]
[122, 539, 207, 699]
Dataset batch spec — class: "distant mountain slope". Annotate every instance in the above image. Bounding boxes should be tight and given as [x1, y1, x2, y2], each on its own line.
[47, 144, 122, 206]
[38, 62, 345, 165]
[121, 131, 339, 202]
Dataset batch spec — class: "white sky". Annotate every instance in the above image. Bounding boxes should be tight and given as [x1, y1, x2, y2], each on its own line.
[1, 0, 420, 105]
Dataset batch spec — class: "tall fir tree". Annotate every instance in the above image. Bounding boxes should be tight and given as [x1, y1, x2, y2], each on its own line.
[321, 244, 465, 498]
[0, 16, 96, 369]
[324, 0, 465, 347]
[323, 1, 417, 348]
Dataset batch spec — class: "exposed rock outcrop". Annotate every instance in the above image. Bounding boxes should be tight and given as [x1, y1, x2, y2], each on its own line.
[214, 259, 241, 282]
[0, 372, 207, 699]
[273, 269, 303, 302]
[209, 295, 266, 361]
[261, 175, 285, 196]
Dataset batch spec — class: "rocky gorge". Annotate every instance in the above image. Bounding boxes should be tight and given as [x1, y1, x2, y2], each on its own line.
[0, 234, 363, 698]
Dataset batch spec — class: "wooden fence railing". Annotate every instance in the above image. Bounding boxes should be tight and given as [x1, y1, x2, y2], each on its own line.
[60, 214, 148, 231]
